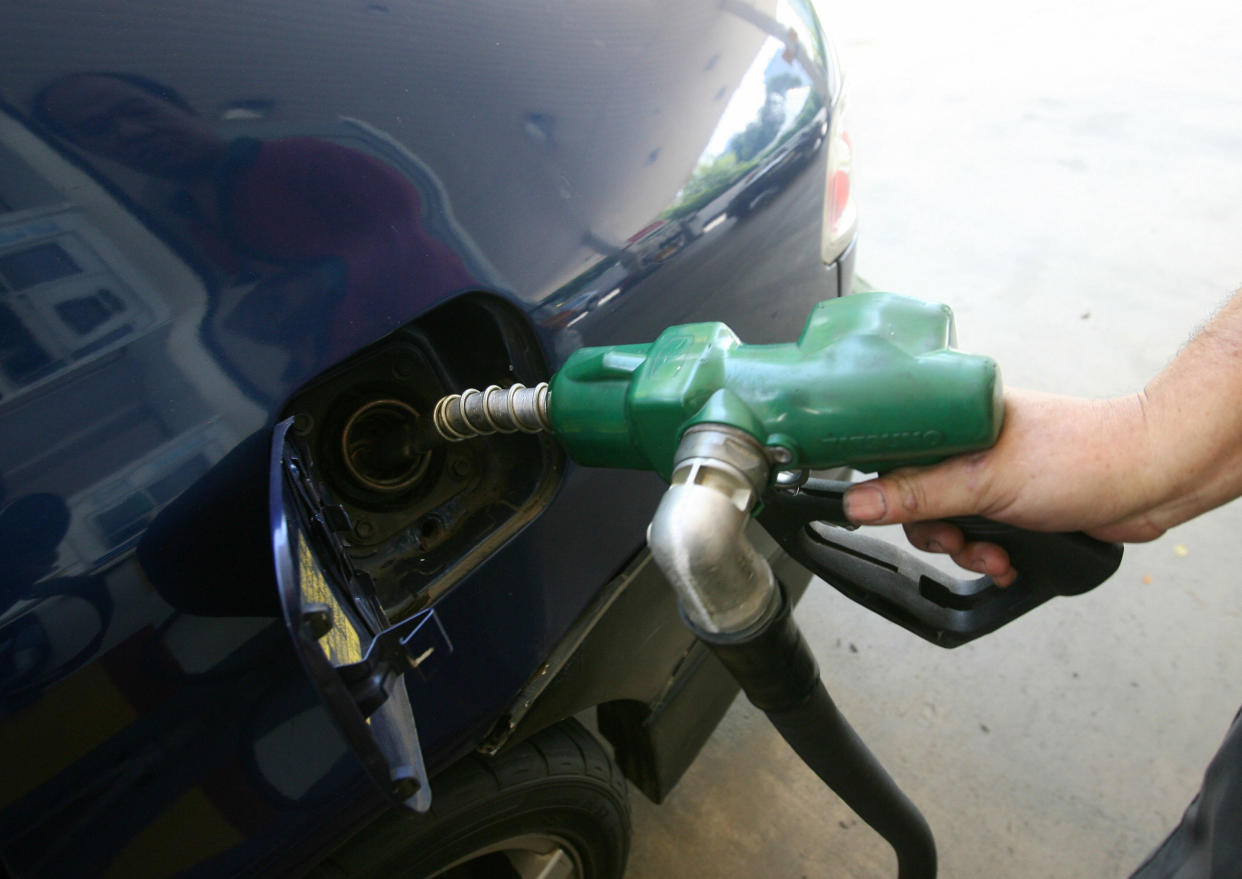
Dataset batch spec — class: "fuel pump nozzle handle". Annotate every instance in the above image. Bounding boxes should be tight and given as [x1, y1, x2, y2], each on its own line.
[758, 478, 1123, 647]
[430, 292, 1123, 641]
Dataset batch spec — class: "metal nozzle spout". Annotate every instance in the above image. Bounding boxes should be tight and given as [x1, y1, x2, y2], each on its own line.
[431, 382, 551, 443]
[646, 425, 778, 634]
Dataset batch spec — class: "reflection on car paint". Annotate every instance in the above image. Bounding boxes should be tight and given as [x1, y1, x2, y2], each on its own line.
[532, 0, 831, 343]
[0, 0, 847, 873]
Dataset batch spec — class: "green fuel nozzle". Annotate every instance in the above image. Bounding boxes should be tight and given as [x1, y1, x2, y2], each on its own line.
[431, 292, 1003, 479]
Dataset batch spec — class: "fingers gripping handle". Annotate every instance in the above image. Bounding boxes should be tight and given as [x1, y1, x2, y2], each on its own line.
[758, 479, 1123, 647]
[942, 515, 1122, 598]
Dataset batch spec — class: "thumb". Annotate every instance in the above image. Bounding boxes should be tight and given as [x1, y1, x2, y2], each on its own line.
[843, 455, 993, 525]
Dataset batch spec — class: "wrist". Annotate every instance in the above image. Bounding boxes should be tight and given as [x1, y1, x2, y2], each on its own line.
[1089, 392, 1164, 515]
[1137, 365, 1242, 528]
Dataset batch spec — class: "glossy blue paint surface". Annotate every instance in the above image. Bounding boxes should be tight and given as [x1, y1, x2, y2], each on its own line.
[0, 1, 847, 874]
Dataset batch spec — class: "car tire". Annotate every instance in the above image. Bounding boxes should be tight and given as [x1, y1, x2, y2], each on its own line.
[316, 718, 631, 879]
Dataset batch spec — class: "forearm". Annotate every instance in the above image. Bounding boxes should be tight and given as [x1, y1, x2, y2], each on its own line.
[1135, 287, 1242, 531]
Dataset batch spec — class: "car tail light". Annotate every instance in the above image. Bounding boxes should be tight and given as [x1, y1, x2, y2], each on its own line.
[821, 94, 856, 264]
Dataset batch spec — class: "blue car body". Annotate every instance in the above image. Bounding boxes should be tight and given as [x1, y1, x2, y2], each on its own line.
[0, 1, 853, 875]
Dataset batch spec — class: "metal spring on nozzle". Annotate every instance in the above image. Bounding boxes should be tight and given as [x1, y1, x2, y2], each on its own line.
[432, 382, 552, 442]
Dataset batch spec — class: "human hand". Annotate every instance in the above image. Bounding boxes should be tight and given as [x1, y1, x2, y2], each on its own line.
[842, 389, 1163, 587]
[840, 289, 1242, 586]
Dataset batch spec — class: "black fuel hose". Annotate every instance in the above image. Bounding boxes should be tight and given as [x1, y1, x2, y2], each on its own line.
[694, 590, 937, 879]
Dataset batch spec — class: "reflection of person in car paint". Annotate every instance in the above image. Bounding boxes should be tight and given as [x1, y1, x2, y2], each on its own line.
[33, 72, 471, 378]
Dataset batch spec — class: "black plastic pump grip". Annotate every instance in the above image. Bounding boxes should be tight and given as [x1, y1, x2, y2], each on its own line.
[757, 479, 1123, 647]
